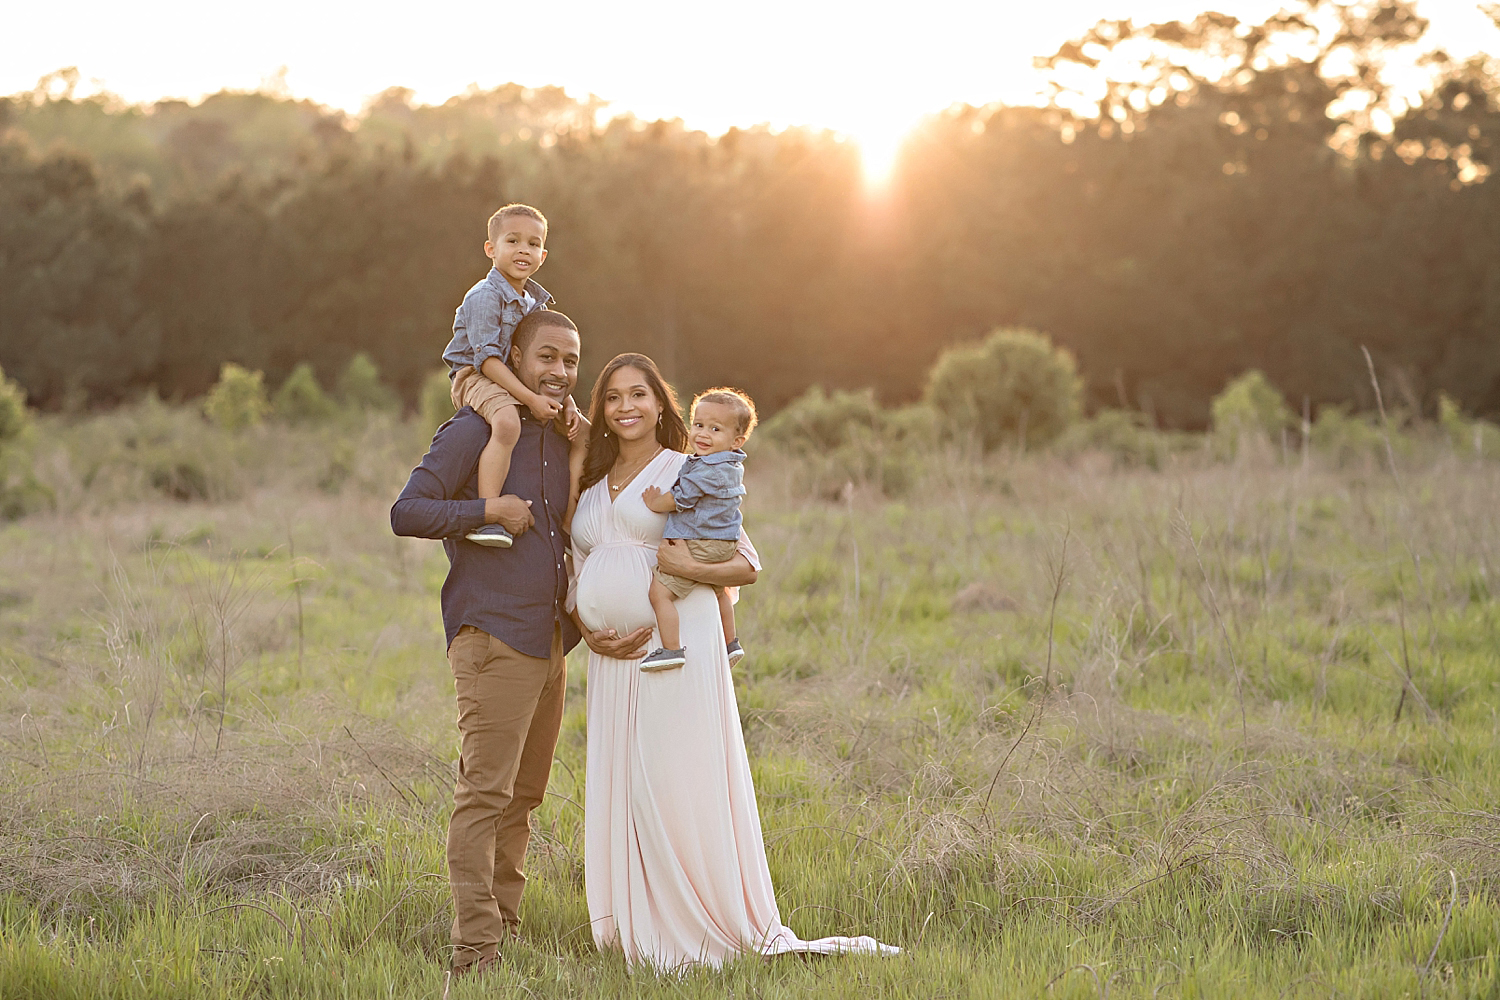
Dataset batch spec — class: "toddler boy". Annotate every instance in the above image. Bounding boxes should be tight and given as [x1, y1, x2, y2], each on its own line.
[443, 203, 578, 546]
[640, 388, 757, 671]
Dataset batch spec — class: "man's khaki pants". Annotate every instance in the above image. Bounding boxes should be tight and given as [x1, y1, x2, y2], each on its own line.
[447, 624, 566, 969]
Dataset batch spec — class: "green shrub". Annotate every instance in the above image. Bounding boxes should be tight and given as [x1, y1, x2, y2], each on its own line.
[924, 328, 1080, 451]
[337, 353, 399, 412]
[1056, 408, 1191, 469]
[0, 366, 28, 446]
[202, 363, 269, 432]
[1210, 370, 1293, 444]
[760, 386, 884, 453]
[273, 363, 335, 424]
[1310, 404, 1384, 467]
[1438, 393, 1500, 459]
[420, 369, 456, 433]
[760, 388, 938, 497]
[0, 369, 48, 519]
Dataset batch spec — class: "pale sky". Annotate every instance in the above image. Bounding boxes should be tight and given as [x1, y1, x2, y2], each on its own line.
[9, 0, 1498, 172]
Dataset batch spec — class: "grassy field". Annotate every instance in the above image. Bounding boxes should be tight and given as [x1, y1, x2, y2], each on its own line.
[1, 403, 1498, 998]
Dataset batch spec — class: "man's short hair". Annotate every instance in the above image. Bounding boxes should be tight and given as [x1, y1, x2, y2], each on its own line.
[488, 203, 548, 245]
[692, 387, 758, 438]
[511, 309, 578, 359]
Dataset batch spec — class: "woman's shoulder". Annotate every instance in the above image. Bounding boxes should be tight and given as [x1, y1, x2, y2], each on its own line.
[653, 449, 688, 478]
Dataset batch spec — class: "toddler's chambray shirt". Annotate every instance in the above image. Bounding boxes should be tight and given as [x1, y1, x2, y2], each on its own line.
[442, 268, 553, 376]
[663, 449, 746, 541]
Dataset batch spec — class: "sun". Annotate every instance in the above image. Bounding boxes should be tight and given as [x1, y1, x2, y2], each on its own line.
[851, 120, 915, 189]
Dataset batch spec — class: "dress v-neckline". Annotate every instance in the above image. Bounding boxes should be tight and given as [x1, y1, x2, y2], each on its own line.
[607, 448, 668, 505]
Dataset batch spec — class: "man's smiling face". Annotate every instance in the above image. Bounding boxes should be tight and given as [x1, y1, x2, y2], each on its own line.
[512, 323, 580, 403]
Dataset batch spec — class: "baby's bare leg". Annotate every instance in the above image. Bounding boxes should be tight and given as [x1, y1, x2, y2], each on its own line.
[716, 587, 736, 645]
[477, 405, 522, 498]
[648, 578, 682, 650]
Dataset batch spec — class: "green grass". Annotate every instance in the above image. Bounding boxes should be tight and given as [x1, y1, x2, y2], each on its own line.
[1, 410, 1498, 997]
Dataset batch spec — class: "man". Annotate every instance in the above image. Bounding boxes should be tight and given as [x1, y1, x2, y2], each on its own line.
[390, 309, 590, 978]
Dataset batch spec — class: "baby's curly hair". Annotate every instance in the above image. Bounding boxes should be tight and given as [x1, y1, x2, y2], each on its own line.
[692, 387, 758, 439]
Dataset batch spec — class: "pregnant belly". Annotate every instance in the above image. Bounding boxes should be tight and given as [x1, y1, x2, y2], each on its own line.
[575, 545, 656, 635]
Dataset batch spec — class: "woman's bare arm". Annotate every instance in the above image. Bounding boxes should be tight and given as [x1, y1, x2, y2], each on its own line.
[655, 540, 758, 587]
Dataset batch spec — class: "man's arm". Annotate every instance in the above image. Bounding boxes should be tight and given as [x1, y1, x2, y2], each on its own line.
[655, 542, 758, 587]
[391, 414, 533, 539]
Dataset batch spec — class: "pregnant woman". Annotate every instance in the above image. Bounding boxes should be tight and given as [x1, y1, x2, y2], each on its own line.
[568, 353, 896, 969]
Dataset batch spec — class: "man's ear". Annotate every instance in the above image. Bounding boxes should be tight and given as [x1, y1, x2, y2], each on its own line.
[509, 343, 523, 369]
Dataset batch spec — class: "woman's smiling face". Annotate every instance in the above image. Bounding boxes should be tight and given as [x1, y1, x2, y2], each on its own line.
[601, 365, 662, 442]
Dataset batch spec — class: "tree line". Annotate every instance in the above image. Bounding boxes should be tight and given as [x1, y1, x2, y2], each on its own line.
[2, 1, 1499, 427]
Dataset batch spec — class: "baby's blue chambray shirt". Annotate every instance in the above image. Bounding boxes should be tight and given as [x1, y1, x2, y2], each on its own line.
[442, 268, 553, 376]
[663, 449, 746, 541]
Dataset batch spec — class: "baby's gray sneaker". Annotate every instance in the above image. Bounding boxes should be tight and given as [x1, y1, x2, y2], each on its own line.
[726, 639, 745, 666]
[466, 524, 514, 548]
[640, 647, 687, 672]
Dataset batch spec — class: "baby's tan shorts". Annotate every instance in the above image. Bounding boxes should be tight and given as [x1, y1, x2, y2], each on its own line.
[654, 538, 739, 599]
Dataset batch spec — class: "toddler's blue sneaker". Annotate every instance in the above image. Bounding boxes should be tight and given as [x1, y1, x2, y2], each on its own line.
[466, 524, 513, 548]
[726, 639, 745, 666]
[640, 647, 686, 672]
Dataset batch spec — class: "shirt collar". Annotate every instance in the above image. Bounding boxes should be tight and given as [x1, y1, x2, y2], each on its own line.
[486, 268, 552, 306]
[690, 449, 745, 465]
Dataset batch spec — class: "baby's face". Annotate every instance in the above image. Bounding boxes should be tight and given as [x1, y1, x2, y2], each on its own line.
[689, 401, 745, 456]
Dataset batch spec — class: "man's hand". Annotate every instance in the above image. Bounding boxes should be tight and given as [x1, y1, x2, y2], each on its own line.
[582, 625, 651, 659]
[525, 390, 563, 423]
[485, 495, 534, 535]
[641, 485, 678, 513]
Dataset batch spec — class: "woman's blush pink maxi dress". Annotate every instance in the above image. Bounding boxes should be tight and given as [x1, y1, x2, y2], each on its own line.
[570, 449, 897, 970]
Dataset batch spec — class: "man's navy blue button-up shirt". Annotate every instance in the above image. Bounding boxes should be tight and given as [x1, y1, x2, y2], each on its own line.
[390, 407, 580, 659]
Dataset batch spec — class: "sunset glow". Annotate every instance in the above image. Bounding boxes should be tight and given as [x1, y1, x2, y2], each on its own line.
[5, 1, 1498, 150]
[851, 121, 913, 188]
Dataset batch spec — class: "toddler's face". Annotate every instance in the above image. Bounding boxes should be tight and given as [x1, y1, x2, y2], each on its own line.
[689, 401, 746, 456]
[485, 215, 548, 286]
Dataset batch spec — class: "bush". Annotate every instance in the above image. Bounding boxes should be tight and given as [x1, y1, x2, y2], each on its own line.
[1438, 393, 1500, 459]
[1056, 409, 1190, 470]
[760, 387, 938, 497]
[1210, 371, 1293, 442]
[272, 363, 335, 424]
[759, 386, 885, 454]
[924, 328, 1080, 451]
[1309, 404, 1385, 467]
[420, 369, 456, 433]
[0, 366, 28, 446]
[202, 364, 269, 432]
[0, 365, 48, 520]
[337, 353, 399, 412]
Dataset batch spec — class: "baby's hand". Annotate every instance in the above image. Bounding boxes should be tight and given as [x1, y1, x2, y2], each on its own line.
[641, 486, 677, 513]
[527, 393, 563, 422]
[563, 396, 584, 440]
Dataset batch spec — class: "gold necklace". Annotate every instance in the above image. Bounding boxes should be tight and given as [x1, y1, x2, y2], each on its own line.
[609, 446, 663, 494]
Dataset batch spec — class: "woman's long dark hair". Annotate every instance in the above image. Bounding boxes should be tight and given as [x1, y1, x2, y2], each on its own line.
[580, 353, 689, 489]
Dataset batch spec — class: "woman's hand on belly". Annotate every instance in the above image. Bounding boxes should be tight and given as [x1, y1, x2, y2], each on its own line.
[581, 625, 651, 659]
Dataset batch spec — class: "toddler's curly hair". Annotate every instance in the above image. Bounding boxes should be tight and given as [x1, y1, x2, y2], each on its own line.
[692, 387, 758, 439]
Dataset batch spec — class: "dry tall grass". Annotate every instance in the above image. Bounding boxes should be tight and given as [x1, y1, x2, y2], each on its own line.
[0, 407, 1497, 997]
